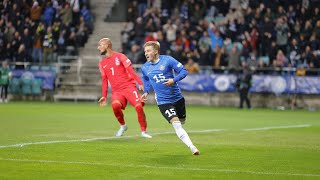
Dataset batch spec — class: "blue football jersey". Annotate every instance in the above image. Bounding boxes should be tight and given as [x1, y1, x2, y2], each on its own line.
[141, 55, 188, 105]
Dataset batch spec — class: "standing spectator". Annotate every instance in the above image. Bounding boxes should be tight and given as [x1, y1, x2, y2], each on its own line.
[11, 31, 22, 62]
[198, 31, 211, 52]
[21, 28, 33, 62]
[0, 60, 11, 103]
[32, 22, 45, 63]
[175, 30, 190, 50]
[314, 20, 320, 39]
[60, 2, 73, 26]
[156, 31, 169, 55]
[57, 31, 66, 55]
[301, 20, 313, 40]
[275, 17, 289, 54]
[127, 1, 139, 22]
[133, 17, 145, 45]
[236, 66, 252, 109]
[162, 19, 177, 43]
[308, 51, 320, 72]
[42, 2, 55, 27]
[4, 21, 16, 44]
[80, 5, 94, 33]
[137, 0, 148, 17]
[70, 0, 80, 26]
[288, 38, 301, 67]
[30, 1, 42, 23]
[42, 26, 54, 64]
[208, 27, 223, 52]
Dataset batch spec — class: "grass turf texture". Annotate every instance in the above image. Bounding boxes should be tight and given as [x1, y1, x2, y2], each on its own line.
[0, 102, 319, 179]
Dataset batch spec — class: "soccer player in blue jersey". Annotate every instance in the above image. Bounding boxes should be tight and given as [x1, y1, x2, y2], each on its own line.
[141, 41, 200, 155]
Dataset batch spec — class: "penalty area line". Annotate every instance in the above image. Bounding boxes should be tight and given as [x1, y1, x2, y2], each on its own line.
[0, 158, 319, 177]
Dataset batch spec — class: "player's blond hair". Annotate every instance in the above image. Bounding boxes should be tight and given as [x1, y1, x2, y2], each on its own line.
[99, 38, 112, 49]
[143, 41, 160, 53]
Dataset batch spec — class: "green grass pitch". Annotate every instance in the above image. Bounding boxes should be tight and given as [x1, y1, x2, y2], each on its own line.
[0, 102, 319, 179]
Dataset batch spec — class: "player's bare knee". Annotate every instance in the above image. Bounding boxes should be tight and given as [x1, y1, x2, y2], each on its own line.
[112, 102, 122, 111]
[135, 103, 143, 109]
[170, 117, 180, 124]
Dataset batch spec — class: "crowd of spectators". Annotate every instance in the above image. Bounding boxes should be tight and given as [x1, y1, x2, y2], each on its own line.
[0, 0, 93, 67]
[121, 0, 320, 75]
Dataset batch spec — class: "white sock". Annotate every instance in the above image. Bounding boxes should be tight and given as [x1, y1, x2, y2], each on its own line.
[172, 121, 194, 148]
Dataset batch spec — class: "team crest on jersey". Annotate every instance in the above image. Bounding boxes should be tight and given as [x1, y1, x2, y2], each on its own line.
[115, 57, 120, 66]
[159, 65, 165, 70]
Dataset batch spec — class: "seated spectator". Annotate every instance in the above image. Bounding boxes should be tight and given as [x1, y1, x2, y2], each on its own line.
[127, 44, 144, 64]
[81, 5, 94, 33]
[273, 50, 287, 68]
[228, 46, 241, 72]
[144, 32, 156, 43]
[185, 58, 200, 74]
[197, 47, 212, 66]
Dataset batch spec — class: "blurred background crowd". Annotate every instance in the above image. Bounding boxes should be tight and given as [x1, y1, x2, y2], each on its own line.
[0, 0, 93, 67]
[121, 0, 320, 75]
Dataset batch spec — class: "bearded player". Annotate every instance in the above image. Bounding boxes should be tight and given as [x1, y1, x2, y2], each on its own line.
[97, 38, 152, 138]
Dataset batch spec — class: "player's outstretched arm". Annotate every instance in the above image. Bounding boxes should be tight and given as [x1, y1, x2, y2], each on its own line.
[98, 97, 107, 106]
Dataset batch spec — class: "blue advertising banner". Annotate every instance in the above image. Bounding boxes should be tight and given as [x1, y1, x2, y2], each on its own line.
[179, 74, 237, 92]
[178, 74, 320, 94]
[11, 70, 55, 90]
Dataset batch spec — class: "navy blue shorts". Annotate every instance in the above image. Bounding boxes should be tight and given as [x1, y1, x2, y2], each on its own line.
[158, 98, 186, 123]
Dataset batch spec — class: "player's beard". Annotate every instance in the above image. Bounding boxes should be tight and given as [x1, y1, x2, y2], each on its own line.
[100, 50, 107, 55]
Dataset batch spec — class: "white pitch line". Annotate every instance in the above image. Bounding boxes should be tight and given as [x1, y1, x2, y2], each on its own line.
[0, 158, 319, 177]
[0, 136, 137, 149]
[0, 129, 226, 149]
[243, 124, 311, 131]
[0, 124, 311, 149]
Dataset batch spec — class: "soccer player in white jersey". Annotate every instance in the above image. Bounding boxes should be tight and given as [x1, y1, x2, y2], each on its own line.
[141, 41, 200, 155]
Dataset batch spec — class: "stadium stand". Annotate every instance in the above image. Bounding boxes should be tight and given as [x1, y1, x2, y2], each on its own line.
[121, 0, 320, 75]
[1, 0, 319, 109]
[0, 0, 94, 100]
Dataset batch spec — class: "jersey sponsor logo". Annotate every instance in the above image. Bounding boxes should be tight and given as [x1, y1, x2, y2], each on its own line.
[177, 63, 182, 67]
[115, 57, 120, 66]
[103, 64, 107, 68]
[159, 65, 165, 71]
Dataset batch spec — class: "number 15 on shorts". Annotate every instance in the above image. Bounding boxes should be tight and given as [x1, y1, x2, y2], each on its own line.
[165, 108, 176, 118]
